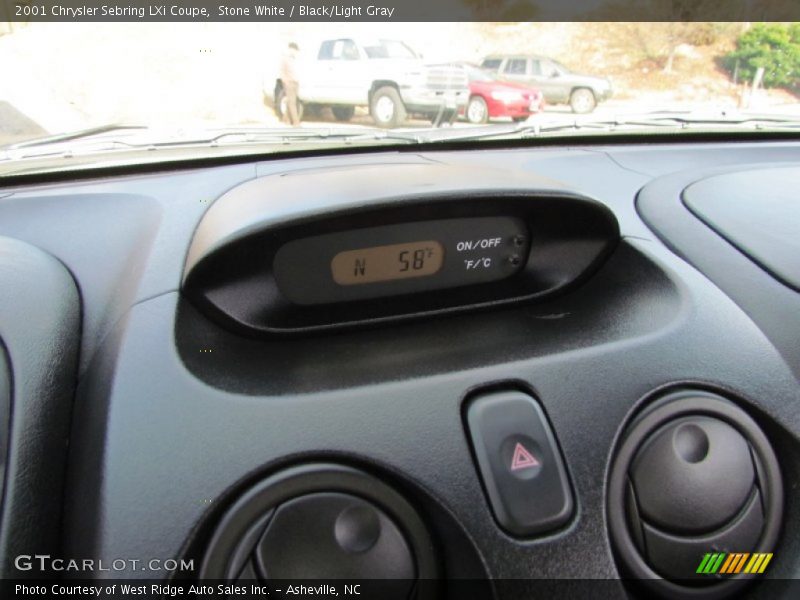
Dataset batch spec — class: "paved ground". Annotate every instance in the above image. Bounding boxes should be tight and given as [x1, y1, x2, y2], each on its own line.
[288, 100, 732, 129]
[272, 102, 631, 131]
[278, 95, 800, 132]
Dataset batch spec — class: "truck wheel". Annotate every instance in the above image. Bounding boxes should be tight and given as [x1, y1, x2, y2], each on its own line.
[569, 88, 596, 114]
[466, 96, 489, 124]
[274, 87, 286, 118]
[370, 86, 406, 128]
[332, 106, 355, 122]
[275, 87, 304, 122]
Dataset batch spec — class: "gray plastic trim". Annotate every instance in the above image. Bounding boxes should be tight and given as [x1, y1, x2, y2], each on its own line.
[0, 236, 80, 577]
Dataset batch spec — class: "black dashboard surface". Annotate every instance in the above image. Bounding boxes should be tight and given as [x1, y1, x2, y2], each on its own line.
[683, 166, 800, 291]
[0, 141, 798, 597]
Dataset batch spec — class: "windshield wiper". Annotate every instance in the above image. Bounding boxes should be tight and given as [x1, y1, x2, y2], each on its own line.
[0, 124, 424, 160]
[5, 112, 799, 165]
[175, 127, 426, 146]
[425, 112, 800, 142]
[4, 124, 149, 150]
[520, 113, 800, 134]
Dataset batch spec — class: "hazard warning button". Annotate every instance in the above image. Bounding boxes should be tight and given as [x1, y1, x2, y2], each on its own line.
[503, 437, 543, 480]
[466, 391, 573, 536]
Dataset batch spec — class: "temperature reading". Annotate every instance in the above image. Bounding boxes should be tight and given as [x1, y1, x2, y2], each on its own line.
[332, 241, 444, 286]
[398, 247, 434, 272]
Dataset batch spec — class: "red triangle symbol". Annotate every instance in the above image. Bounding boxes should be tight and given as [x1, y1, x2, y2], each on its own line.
[510, 442, 540, 471]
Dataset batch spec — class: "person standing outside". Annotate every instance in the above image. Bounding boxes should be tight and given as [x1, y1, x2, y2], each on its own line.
[279, 42, 301, 126]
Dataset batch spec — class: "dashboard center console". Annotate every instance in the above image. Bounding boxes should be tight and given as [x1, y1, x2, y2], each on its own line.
[0, 142, 798, 598]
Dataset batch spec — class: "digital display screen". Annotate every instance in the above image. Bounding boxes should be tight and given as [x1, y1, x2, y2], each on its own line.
[331, 240, 444, 285]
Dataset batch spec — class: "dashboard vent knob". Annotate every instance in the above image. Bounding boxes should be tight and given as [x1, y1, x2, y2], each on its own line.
[608, 391, 783, 598]
[255, 492, 415, 583]
[630, 417, 755, 535]
[198, 464, 439, 599]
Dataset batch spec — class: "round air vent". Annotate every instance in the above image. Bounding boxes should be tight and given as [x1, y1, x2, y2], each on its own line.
[200, 463, 439, 598]
[608, 391, 783, 598]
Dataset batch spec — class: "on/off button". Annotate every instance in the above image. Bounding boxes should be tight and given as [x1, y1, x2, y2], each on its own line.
[466, 391, 574, 536]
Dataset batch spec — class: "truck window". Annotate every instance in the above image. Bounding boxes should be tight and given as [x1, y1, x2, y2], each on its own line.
[339, 40, 360, 60]
[481, 58, 502, 70]
[540, 60, 559, 77]
[530, 60, 542, 76]
[318, 39, 359, 60]
[318, 41, 335, 60]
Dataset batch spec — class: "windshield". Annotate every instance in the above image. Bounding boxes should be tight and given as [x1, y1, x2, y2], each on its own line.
[2, 16, 800, 172]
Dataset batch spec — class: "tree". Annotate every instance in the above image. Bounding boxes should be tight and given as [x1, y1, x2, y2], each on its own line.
[724, 23, 800, 88]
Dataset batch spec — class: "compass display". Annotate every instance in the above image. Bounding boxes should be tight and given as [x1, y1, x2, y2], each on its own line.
[331, 240, 444, 285]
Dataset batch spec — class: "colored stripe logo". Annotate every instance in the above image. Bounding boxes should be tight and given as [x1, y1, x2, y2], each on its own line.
[696, 552, 773, 574]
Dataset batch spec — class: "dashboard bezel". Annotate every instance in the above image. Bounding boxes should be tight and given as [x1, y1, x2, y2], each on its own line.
[183, 189, 619, 334]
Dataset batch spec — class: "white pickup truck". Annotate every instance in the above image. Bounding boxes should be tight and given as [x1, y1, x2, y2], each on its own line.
[272, 38, 469, 128]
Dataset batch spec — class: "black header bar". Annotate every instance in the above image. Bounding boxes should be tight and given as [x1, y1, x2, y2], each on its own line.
[2, 0, 800, 22]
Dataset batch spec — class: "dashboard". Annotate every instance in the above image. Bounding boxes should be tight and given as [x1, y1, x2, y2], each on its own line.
[0, 139, 798, 599]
